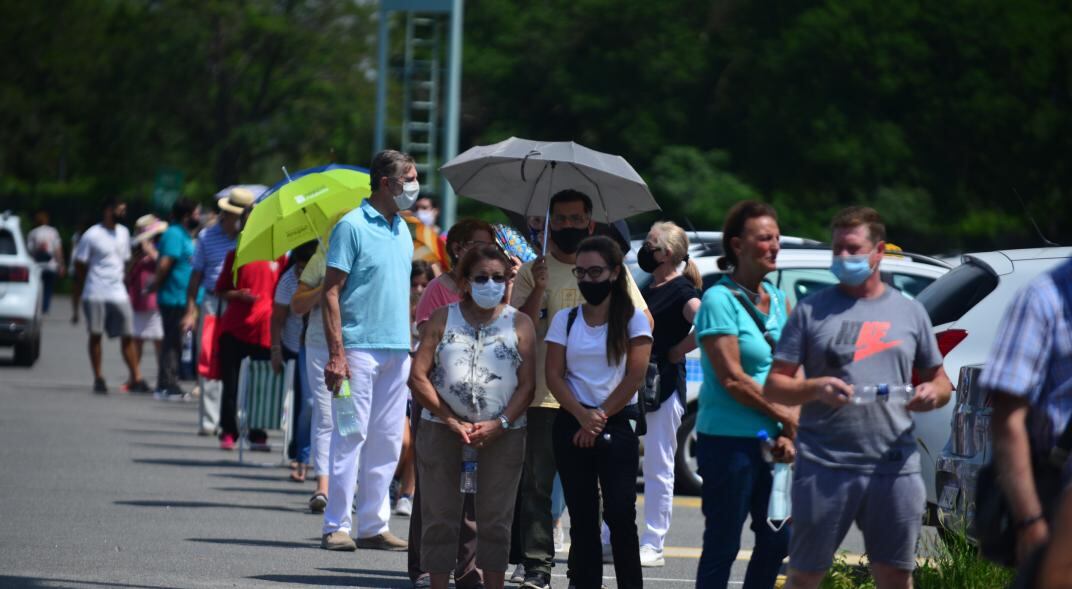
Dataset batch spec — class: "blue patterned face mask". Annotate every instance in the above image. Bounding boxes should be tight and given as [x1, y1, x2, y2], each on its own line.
[830, 254, 874, 286]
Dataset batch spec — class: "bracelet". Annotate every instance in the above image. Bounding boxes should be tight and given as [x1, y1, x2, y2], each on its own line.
[1015, 514, 1044, 530]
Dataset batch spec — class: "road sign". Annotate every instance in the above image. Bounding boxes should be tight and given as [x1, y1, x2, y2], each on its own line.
[152, 168, 184, 213]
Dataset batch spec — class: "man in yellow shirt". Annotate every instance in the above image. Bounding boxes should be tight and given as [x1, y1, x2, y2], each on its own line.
[509, 189, 650, 589]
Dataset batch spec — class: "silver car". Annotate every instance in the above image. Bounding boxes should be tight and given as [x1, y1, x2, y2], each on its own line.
[918, 247, 1072, 531]
[0, 212, 43, 366]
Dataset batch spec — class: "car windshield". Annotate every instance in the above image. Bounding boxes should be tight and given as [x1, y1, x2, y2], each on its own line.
[0, 230, 16, 255]
[917, 260, 998, 326]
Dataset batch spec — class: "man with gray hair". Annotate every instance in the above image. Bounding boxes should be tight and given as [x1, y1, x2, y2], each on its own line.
[320, 150, 417, 552]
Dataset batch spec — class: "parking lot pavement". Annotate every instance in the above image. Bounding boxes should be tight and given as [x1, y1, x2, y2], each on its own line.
[0, 302, 881, 588]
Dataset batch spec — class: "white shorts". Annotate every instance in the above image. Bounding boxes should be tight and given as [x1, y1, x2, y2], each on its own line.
[132, 310, 164, 340]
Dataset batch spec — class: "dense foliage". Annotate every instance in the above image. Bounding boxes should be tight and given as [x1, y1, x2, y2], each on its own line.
[2, 0, 1069, 251]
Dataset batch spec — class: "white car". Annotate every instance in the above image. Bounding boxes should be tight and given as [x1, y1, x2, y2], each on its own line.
[630, 247, 951, 494]
[917, 247, 1072, 528]
[0, 212, 42, 365]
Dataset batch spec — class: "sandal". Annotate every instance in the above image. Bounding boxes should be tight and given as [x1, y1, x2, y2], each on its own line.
[309, 492, 327, 513]
[289, 464, 306, 483]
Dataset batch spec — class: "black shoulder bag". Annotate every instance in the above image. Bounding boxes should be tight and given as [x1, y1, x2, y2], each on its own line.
[974, 413, 1072, 566]
[566, 306, 652, 436]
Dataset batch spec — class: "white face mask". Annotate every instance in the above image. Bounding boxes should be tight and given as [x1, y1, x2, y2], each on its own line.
[470, 280, 505, 310]
[393, 180, 420, 210]
[416, 209, 436, 227]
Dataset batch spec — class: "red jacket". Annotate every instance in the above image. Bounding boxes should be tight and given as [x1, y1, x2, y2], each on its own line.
[215, 251, 285, 348]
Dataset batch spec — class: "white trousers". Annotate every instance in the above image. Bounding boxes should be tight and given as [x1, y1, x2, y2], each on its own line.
[197, 294, 223, 432]
[640, 393, 685, 551]
[304, 342, 334, 477]
[322, 348, 410, 538]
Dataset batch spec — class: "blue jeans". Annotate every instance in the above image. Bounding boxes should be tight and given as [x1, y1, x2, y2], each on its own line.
[697, 434, 789, 589]
[290, 346, 313, 464]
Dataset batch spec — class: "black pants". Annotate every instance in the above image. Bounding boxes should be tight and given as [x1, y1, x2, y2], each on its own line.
[157, 305, 186, 392]
[553, 409, 643, 589]
[510, 407, 558, 575]
[219, 332, 271, 437]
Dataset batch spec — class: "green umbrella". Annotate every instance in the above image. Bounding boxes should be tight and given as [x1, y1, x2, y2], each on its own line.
[233, 168, 370, 273]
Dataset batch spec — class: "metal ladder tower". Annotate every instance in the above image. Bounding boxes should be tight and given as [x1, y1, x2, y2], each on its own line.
[375, 0, 463, 229]
[401, 14, 441, 194]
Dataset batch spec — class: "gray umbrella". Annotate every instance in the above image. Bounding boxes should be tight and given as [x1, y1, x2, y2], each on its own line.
[440, 137, 660, 223]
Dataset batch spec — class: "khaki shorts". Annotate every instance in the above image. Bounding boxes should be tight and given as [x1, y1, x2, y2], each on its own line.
[83, 299, 134, 338]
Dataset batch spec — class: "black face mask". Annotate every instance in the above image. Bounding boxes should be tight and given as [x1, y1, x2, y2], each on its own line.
[578, 279, 613, 306]
[637, 244, 660, 273]
[550, 227, 588, 254]
[185, 218, 200, 231]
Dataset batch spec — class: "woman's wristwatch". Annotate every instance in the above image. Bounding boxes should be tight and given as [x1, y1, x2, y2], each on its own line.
[498, 414, 512, 430]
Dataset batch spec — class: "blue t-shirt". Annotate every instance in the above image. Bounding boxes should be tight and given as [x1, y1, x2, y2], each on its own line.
[694, 276, 788, 437]
[157, 225, 195, 307]
[326, 200, 414, 350]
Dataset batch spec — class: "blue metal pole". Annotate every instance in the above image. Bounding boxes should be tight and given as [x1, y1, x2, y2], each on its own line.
[374, 5, 389, 154]
[441, 0, 463, 230]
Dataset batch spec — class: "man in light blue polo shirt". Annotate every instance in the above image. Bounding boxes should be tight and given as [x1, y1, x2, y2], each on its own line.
[320, 150, 417, 552]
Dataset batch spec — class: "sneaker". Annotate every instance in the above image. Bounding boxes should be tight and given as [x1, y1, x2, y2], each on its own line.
[153, 387, 187, 402]
[601, 542, 613, 564]
[309, 492, 327, 514]
[521, 571, 551, 589]
[413, 575, 431, 589]
[122, 380, 151, 394]
[509, 564, 526, 584]
[639, 545, 665, 567]
[219, 433, 236, 451]
[356, 531, 408, 551]
[553, 522, 565, 553]
[395, 495, 413, 517]
[320, 531, 356, 551]
[249, 429, 270, 452]
[93, 378, 107, 394]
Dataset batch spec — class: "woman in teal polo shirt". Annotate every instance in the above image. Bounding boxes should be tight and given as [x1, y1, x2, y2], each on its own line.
[693, 201, 799, 589]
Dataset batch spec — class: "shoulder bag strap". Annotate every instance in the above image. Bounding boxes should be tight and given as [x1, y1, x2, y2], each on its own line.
[728, 288, 774, 351]
[565, 305, 580, 339]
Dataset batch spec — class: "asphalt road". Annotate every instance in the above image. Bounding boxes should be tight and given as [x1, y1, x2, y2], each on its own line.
[0, 297, 875, 588]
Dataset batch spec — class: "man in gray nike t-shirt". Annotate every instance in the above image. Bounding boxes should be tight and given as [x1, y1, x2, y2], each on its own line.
[764, 207, 953, 589]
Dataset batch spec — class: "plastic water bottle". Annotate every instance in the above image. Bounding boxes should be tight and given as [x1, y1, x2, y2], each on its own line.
[179, 330, 195, 380]
[460, 446, 479, 494]
[851, 383, 914, 404]
[757, 429, 775, 462]
[334, 381, 360, 437]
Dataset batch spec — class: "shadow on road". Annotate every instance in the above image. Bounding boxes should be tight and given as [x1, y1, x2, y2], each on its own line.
[212, 486, 310, 496]
[131, 457, 236, 467]
[319, 568, 410, 578]
[209, 472, 288, 482]
[131, 442, 222, 452]
[115, 500, 301, 513]
[187, 537, 316, 550]
[0, 576, 185, 589]
[249, 574, 408, 588]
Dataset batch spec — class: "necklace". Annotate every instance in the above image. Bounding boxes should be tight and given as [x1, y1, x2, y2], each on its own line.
[730, 277, 762, 304]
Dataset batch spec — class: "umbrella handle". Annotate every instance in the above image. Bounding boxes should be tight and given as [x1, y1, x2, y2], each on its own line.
[540, 161, 556, 256]
[520, 149, 541, 182]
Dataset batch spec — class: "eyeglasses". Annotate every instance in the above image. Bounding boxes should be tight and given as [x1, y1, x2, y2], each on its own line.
[572, 265, 612, 280]
[550, 213, 590, 228]
[470, 274, 508, 284]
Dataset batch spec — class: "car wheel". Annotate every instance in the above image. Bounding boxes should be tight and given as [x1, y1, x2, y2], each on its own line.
[14, 331, 40, 367]
[674, 407, 702, 495]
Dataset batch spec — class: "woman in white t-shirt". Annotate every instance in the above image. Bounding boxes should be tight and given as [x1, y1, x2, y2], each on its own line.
[545, 235, 653, 589]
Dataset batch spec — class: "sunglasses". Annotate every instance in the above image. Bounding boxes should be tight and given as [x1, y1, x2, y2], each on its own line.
[470, 274, 508, 284]
[571, 265, 613, 280]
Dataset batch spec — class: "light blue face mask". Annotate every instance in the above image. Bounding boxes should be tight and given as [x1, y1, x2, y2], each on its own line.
[830, 254, 874, 286]
[470, 280, 505, 309]
[767, 462, 792, 531]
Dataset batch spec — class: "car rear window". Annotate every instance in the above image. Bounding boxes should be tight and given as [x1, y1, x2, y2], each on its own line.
[917, 261, 998, 326]
[0, 230, 16, 255]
